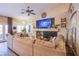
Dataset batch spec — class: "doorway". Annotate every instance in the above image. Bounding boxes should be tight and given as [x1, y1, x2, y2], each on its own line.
[0, 24, 8, 42]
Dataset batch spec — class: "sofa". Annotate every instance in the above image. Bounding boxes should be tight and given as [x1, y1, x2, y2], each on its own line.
[33, 35, 66, 56]
[7, 34, 66, 56]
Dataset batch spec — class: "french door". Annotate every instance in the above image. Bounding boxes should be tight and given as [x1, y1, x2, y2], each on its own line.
[0, 24, 8, 42]
[0, 25, 3, 41]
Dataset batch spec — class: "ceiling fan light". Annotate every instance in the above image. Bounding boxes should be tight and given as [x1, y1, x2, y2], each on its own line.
[31, 13, 36, 15]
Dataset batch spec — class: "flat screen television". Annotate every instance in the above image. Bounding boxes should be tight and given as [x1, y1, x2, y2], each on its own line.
[37, 18, 53, 28]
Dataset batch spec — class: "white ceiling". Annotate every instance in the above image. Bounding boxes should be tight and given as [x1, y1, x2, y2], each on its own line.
[0, 3, 69, 20]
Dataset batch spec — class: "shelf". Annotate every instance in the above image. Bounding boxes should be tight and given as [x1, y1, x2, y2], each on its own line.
[33, 28, 58, 31]
[61, 22, 66, 23]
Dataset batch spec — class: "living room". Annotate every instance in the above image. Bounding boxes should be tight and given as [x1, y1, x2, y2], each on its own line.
[0, 3, 79, 56]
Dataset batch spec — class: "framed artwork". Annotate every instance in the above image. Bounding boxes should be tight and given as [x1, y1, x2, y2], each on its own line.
[61, 18, 66, 22]
[61, 23, 66, 28]
[61, 18, 66, 28]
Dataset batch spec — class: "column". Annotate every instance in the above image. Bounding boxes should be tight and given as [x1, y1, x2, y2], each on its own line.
[7, 17, 13, 35]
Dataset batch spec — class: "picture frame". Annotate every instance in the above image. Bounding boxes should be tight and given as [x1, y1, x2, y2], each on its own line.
[61, 18, 66, 28]
[61, 23, 66, 28]
[61, 18, 66, 22]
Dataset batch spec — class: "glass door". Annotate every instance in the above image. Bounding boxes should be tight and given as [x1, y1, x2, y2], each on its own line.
[0, 25, 3, 41]
[0, 24, 8, 42]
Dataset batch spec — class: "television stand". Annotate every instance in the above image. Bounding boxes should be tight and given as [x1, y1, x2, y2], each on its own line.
[35, 28, 58, 39]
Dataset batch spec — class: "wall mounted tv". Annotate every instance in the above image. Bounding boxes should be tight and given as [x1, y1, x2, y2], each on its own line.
[37, 18, 54, 28]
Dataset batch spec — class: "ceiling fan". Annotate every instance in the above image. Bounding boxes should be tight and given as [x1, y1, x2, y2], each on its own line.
[21, 6, 36, 16]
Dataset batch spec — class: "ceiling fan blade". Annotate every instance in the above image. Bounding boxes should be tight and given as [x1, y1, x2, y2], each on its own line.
[28, 13, 30, 16]
[31, 13, 36, 15]
[21, 9, 25, 11]
[26, 10, 29, 12]
[30, 9, 34, 11]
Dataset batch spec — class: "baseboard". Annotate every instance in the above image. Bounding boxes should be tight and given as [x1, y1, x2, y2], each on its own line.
[8, 47, 20, 56]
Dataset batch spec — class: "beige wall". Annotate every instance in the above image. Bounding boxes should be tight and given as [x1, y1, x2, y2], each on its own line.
[0, 16, 7, 25]
[12, 4, 69, 39]
[13, 4, 69, 27]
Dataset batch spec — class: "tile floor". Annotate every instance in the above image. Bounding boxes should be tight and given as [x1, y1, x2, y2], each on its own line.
[0, 42, 16, 56]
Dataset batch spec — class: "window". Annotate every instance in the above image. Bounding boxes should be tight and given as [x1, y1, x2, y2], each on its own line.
[0, 25, 3, 35]
[16, 24, 33, 33]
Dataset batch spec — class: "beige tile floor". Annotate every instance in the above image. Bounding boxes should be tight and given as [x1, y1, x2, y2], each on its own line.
[0, 42, 16, 56]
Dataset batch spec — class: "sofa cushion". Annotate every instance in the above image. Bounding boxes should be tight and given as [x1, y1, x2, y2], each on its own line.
[35, 39, 55, 48]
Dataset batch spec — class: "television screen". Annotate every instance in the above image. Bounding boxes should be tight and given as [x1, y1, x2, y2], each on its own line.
[37, 18, 52, 28]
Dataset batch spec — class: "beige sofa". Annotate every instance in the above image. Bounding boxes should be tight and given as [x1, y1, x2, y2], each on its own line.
[7, 34, 66, 56]
[34, 36, 66, 56]
[13, 37, 34, 56]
